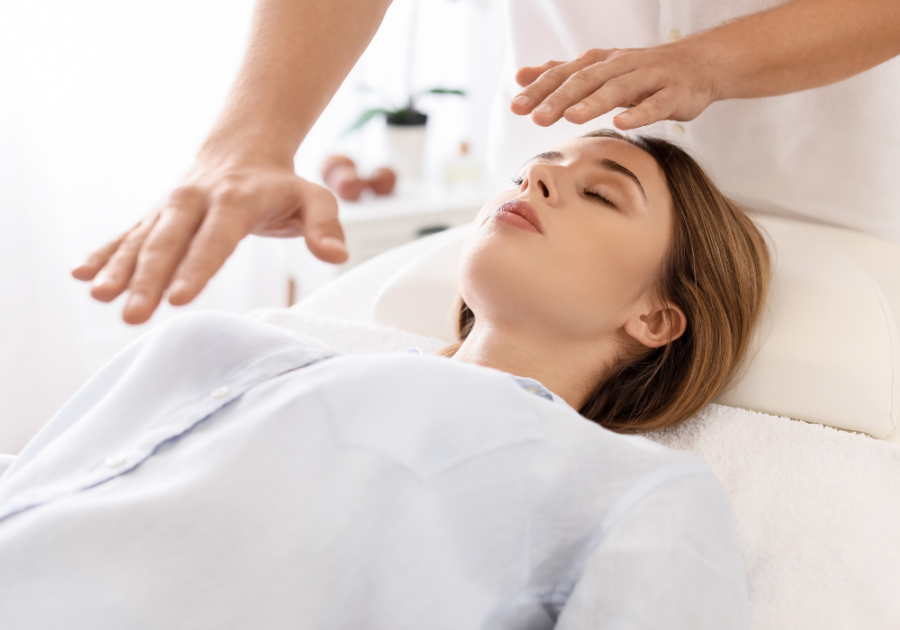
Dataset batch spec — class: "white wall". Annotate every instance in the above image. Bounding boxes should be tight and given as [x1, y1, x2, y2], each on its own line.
[0, 0, 507, 453]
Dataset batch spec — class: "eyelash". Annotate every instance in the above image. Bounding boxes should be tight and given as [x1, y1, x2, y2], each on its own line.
[584, 189, 616, 207]
[511, 176, 616, 208]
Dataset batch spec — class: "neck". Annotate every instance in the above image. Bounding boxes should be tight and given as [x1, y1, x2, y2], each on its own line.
[450, 319, 616, 410]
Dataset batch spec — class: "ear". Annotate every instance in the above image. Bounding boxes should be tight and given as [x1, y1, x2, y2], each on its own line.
[622, 297, 687, 349]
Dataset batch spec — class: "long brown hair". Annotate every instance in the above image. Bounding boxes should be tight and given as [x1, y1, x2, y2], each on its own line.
[440, 129, 771, 434]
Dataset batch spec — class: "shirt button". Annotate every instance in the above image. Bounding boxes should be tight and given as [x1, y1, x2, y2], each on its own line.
[668, 29, 682, 41]
[525, 385, 541, 395]
[671, 123, 686, 136]
[210, 386, 229, 399]
[104, 453, 127, 468]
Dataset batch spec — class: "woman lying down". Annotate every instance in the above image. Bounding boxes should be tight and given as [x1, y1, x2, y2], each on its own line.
[0, 130, 769, 629]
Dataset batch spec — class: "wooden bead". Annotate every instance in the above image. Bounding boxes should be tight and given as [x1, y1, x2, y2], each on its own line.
[321, 155, 364, 201]
[367, 167, 396, 195]
[321, 155, 355, 181]
[332, 166, 366, 201]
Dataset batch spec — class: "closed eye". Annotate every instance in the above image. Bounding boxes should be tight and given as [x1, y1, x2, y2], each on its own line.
[514, 176, 616, 208]
[584, 189, 616, 208]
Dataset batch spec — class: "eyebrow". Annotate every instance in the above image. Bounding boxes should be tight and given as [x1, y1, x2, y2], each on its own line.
[595, 158, 646, 201]
[527, 150, 564, 162]
[524, 151, 647, 201]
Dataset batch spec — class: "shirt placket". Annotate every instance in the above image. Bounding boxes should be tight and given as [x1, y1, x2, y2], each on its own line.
[0, 347, 336, 524]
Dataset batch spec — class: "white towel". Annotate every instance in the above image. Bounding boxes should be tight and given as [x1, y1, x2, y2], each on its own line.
[252, 309, 900, 629]
[650, 405, 900, 629]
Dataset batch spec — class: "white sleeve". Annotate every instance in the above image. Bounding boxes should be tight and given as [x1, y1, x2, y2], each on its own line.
[555, 473, 750, 630]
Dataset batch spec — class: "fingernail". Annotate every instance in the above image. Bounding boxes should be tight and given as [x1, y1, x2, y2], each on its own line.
[93, 273, 110, 288]
[126, 292, 147, 312]
[567, 103, 587, 113]
[169, 280, 187, 296]
[534, 103, 552, 115]
[511, 95, 530, 107]
[321, 236, 347, 252]
[616, 111, 632, 120]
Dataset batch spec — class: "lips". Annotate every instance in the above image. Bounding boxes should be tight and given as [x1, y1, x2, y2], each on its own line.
[492, 199, 544, 234]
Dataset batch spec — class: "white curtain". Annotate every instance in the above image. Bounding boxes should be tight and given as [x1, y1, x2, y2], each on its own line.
[0, 0, 506, 453]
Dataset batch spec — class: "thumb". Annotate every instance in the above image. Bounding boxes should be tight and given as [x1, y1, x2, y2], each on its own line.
[299, 182, 349, 264]
[613, 88, 675, 131]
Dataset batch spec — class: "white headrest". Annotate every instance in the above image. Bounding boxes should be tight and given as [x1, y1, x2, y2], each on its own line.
[295, 216, 900, 443]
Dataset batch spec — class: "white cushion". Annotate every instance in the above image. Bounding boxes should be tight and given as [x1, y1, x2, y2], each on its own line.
[294, 216, 900, 443]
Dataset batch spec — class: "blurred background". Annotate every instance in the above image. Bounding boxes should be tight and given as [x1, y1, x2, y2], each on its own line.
[0, 0, 509, 452]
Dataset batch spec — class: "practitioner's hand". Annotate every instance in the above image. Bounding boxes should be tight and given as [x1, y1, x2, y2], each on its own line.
[510, 42, 720, 131]
[72, 161, 348, 325]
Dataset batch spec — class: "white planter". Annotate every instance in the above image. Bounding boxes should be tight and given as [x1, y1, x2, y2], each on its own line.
[385, 122, 427, 180]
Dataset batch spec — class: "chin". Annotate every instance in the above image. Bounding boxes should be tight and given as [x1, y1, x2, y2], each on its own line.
[458, 227, 553, 323]
[459, 230, 609, 339]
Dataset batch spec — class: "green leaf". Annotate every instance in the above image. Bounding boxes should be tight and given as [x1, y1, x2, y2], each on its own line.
[344, 108, 393, 135]
[415, 87, 466, 98]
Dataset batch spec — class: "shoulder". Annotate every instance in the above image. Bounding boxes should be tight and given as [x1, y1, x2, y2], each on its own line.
[534, 398, 712, 477]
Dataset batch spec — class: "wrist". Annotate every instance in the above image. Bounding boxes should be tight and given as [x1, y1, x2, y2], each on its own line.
[695, 35, 734, 103]
[197, 122, 300, 171]
[660, 33, 732, 105]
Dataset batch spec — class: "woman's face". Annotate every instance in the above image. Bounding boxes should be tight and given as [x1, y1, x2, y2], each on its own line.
[459, 137, 675, 342]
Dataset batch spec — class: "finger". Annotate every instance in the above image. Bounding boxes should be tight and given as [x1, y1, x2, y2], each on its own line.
[89, 219, 157, 302]
[122, 202, 207, 324]
[613, 87, 677, 130]
[529, 55, 634, 126]
[514, 60, 563, 88]
[510, 51, 609, 116]
[562, 70, 662, 125]
[166, 206, 252, 308]
[71, 230, 130, 281]
[298, 183, 348, 265]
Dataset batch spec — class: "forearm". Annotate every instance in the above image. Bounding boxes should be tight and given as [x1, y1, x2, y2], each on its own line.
[688, 0, 900, 102]
[199, 0, 392, 167]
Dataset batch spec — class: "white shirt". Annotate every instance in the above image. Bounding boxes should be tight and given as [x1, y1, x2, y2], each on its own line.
[490, 0, 900, 245]
[0, 313, 748, 629]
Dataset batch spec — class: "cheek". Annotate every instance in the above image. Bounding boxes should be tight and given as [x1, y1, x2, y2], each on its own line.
[562, 224, 647, 293]
[540, 219, 667, 327]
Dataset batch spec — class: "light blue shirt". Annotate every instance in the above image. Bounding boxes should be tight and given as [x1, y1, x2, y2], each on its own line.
[0, 313, 749, 629]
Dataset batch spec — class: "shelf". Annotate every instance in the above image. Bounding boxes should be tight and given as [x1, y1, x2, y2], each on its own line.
[336, 179, 496, 225]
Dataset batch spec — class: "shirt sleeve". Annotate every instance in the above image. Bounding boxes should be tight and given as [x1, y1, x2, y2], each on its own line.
[555, 473, 750, 630]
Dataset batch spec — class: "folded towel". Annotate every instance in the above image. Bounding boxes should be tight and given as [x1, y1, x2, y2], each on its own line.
[651, 405, 900, 629]
[251, 308, 900, 630]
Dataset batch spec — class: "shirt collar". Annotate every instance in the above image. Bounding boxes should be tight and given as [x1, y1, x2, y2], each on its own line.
[407, 348, 571, 409]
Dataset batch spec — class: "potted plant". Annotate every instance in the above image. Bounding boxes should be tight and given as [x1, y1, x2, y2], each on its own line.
[347, 87, 465, 180]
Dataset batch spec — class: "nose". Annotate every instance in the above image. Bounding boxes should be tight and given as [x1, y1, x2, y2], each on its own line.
[518, 162, 559, 206]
